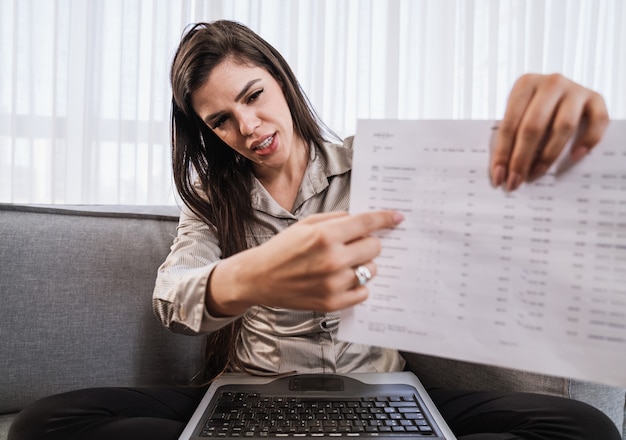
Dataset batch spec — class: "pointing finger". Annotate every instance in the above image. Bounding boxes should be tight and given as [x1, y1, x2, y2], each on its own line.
[326, 211, 405, 244]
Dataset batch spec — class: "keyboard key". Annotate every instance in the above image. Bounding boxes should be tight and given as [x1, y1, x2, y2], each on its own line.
[201, 392, 435, 437]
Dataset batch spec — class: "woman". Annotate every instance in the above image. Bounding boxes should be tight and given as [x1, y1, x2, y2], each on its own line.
[9, 20, 619, 440]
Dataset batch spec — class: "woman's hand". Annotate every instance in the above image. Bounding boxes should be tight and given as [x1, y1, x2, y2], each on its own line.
[490, 73, 609, 191]
[206, 210, 404, 316]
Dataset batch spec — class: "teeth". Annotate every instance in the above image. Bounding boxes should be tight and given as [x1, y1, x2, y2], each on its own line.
[257, 136, 273, 150]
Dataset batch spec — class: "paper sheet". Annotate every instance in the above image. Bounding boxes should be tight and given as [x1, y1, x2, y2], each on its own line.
[339, 119, 626, 386]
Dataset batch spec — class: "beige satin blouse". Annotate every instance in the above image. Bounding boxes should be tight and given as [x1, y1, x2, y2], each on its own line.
[153, 138, 405, 375]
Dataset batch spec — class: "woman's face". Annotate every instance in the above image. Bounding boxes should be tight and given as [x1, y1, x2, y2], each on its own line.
[191, 57, 302, 173]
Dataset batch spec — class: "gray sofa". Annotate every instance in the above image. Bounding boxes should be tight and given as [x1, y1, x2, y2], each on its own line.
[1, 204, 624, 439]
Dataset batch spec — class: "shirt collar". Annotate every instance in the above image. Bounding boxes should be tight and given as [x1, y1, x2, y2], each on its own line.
[251, 138, 353, 217]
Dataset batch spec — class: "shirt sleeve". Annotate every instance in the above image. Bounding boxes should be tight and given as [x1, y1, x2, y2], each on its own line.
[152, 203, 242, 334]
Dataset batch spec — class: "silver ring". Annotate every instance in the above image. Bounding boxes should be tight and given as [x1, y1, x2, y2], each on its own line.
[354, 265, 372, 286]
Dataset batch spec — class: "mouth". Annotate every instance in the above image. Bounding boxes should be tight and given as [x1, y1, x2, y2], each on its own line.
[252, 134, 275, 152]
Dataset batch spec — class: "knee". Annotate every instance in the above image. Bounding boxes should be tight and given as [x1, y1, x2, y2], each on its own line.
[8, 394, 60, 440]
[558, 398, 621, 440]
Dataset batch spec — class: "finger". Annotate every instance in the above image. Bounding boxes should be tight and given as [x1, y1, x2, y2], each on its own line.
[311, 263, 376, 311]
[343, 235, 383, 268]
[569, 92, 610, 162]
[351, 262, 377, 287]
[506, 75, 570, 190]
[529, 91, 609, 180]
[300, 211, 348, 225]
[527, 93, 585, 181]
[325, 210, 404, 244]
[330, 284, 370, 310]
[337, 262, 378, 308]
[491, 74, 537, 188]
[333, 261, 378, 290]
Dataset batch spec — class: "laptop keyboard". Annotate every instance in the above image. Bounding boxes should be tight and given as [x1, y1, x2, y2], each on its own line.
[200, 391, 436, 437]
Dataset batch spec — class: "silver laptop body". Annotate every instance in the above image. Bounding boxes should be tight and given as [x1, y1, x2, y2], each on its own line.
[179, 371, 456, 440]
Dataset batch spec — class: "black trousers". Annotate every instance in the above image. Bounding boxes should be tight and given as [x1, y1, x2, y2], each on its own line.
[8, 385, 621, 440]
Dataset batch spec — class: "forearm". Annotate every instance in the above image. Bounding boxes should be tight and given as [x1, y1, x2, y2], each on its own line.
[152, 205, 243, 334]
[205, 248, 258, 317]
[153, 262, 240, 334]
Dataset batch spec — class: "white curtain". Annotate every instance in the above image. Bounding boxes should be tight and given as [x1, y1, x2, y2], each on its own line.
[1, 0, 624, 205]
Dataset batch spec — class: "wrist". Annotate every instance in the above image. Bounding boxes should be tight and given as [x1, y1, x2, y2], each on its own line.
[205, 251, 255, 317]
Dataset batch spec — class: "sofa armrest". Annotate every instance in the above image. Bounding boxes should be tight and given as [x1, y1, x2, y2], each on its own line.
[0, 204, 205, 414]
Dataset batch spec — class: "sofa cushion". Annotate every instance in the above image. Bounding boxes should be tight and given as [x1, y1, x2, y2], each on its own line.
[0, 204, 205, 414]
[402, 352, 569, 396]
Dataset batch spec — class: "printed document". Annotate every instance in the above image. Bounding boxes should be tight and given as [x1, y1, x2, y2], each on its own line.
[339, 120, 626, 386]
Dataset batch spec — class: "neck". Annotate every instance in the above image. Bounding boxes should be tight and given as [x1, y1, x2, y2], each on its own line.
[255, 139, 310, 211]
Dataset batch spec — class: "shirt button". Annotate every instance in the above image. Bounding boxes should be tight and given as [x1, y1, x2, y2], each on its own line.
[320, 320, 330, 331]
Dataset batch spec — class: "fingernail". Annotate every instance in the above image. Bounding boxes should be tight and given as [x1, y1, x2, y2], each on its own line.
[571, 145, 589, 162]
[491, 165, 506, 188]
[506, 172, 522, 192]
[529, 163, 548, 181]
[392, 212, 405, 224]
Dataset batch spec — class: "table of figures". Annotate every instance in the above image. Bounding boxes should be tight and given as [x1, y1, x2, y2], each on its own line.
[340, 119, 626, 386]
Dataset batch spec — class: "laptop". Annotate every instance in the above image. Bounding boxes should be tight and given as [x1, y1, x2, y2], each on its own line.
[178, 371, 456, 439]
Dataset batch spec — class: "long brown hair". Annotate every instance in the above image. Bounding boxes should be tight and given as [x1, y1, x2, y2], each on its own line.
[169, 20, 334, 381]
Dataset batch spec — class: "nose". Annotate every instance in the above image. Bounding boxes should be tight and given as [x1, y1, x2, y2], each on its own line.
[238, 108, 260, 137]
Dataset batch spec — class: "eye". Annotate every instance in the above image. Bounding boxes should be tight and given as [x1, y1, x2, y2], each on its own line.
[211, 115, 229, 130]
[247, 88, 264, 103]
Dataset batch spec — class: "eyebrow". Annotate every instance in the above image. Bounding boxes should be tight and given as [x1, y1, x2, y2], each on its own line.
[204, 78, 262, 125]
